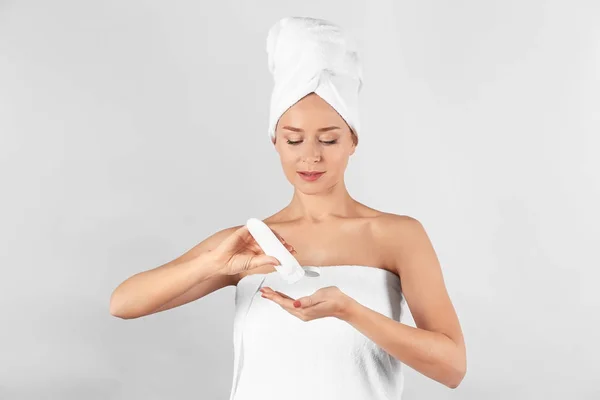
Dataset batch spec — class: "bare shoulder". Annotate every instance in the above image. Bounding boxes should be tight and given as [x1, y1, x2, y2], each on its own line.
[372, 212, 434, 272]
[373, 212, 424, 237]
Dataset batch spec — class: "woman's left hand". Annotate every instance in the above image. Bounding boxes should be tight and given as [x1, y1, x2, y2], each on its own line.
[259, 286, 355, 321]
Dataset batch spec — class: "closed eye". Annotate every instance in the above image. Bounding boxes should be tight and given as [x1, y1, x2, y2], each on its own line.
[287, 140, 338, 145]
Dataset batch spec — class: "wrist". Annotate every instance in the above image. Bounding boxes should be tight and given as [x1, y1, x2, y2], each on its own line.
[336, 295, 360, 321]
[196, 250, 227, 279]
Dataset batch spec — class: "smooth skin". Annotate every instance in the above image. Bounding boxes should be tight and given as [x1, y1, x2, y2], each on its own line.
[109, 92, 466, 388]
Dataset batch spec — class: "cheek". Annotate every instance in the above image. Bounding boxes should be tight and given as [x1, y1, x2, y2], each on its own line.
[276, 150, 293, 162]
[327, 153, 348, 166]
[280, 154, 296, 167]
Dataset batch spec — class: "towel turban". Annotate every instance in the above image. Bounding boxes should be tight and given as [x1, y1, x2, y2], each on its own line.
[266, 16, 363, 144]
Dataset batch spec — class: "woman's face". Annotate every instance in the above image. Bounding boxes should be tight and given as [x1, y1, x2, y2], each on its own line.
[273, 93, 357, 193]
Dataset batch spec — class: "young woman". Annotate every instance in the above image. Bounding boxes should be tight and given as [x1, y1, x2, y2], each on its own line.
[110, 17, 466, 400]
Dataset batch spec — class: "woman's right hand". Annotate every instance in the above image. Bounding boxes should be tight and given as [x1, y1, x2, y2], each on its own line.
[212, 224, 297, 276]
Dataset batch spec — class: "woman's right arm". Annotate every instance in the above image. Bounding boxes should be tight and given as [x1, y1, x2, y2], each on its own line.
[109, 226, 242, 320]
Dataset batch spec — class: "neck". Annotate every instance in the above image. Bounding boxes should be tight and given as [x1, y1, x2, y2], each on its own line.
[284, 180, 359, 223]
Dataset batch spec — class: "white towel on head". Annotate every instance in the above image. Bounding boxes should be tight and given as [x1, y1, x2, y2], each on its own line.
[266, 16, 363, 143]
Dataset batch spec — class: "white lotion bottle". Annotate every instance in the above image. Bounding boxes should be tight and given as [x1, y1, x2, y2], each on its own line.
[246, 218, 314, 284]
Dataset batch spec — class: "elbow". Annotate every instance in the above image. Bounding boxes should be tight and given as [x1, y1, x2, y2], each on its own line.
[444, 358, 466, 389]
[110, 304, 136, 320]
[446, 375, 464, 389]
[109, 291, 133, 319]
[109, 291, 122, 317]
[109, 301, 127, 319]
[443, 337, 467, 389]
[442, 368, 465, 389]
[110, 305, 127, 319]
[109, 294, 148, 320]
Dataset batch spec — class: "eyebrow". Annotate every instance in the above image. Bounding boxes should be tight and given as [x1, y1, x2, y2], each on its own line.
[281, 125, 341, 132]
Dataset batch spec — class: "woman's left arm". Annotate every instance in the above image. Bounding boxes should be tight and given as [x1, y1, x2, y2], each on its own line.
[340, 215, 466, 389]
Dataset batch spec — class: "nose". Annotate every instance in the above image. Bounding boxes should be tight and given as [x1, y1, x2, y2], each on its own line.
[302, 152, 321, 164]
[300, 141, 322, 164]
[303, 155, 321, 163]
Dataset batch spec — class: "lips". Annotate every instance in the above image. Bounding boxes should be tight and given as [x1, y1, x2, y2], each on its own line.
[298, 171, 325, 181]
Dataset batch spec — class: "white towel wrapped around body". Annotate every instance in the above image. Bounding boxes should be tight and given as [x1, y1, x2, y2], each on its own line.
[229, 265, 406, 400]
[266, 17, 363, 143]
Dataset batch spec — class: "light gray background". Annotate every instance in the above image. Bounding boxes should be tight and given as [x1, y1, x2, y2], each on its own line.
[1, 1, 599, 399]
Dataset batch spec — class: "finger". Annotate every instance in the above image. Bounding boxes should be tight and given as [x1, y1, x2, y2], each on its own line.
[249, 241, 263, 254]
[301, 302, 328, 318]
[294, 295, 315, 308]
[252, 255, 280, 268]
[277, 238, 296, 254]
[273, 290, 295, 301]
[262, 288, 294, 300]
[272, 229, 293, 249]
[260, 292, 307, 318]
[295, 289, 329, 308]
[268, 229, 298, 254]
[267, 239, 296, 255]
[261, 291, 296, 309]
[275, 290, 294, 300]
[234, 225, 248, 239]
[271, 229, 286, 243]
[238, 225, 255, 243]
